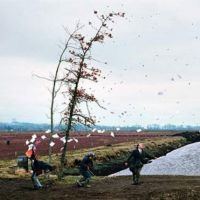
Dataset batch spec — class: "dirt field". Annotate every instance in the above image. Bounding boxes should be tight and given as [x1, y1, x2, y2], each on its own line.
[1, 175, 200, 200]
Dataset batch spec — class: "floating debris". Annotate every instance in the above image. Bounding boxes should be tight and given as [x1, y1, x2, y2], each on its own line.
[136, 129, 142, 133]
[110, 132, 115, 137]
[49, 141, 55, 147]
[60, 137, 66, 143]
[30, 137, 36, 143]
[32, 134, 37, 139]
[45, 129, 51, 134]
[67, 138, 73, 143]
[86, 133, 91, 138]
[41, 135, 47, 140]
[52, 133, 59, 139]
[157, 91, 164, 95]
[73, 138, 79, 143]
[92, 128, 97, 132]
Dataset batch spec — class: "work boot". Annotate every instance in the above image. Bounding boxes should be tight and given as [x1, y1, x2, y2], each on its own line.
[76, 181, 83, 187]
[85, 184, 91, 188]
[132, 179, 139, 185]
[131, 182, 138, 185]
[34, 185, 43, 190]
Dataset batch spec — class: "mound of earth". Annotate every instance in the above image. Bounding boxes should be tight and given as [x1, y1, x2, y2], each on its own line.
[1, 176, 200, 200]
[111, 142, 200, 177]
[142, 142, 200, 176]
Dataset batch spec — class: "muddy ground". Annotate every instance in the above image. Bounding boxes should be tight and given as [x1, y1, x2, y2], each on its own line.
[1, 176, 200, 200]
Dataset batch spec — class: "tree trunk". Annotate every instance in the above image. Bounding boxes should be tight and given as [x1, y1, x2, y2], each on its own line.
[58, 132, 70, 179]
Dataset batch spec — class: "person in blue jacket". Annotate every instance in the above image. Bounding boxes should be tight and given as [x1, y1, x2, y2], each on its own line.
[76, 152, 96, 187]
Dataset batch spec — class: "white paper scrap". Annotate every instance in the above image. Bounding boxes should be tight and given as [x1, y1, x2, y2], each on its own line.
[41, 135, 47, 140]
[52, 133, 60, 139]
[67, 138, 73, 143]
[45, 129, 51, 134]
[110, 132, 115, 137]
[50, 141, 55, 147]
[136, 129, 142, 133]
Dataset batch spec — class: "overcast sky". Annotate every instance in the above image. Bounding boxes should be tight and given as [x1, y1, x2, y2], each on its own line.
[1, 0, 200, 126]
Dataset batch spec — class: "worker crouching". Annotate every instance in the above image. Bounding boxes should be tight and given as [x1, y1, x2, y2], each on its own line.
[75, 152, 96, 188]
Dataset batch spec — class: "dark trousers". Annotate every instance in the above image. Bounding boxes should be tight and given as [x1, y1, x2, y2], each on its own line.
[31, 160, 53, 188]
[130, 167, 142, 184]
[31, 171, 42, 188]
[79, 169, 92, 186]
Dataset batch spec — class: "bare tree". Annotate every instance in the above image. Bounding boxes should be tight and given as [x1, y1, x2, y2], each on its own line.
[34, 24, 83, 164]
[48, 25, 83, 164]
[58, 11, 125, 178]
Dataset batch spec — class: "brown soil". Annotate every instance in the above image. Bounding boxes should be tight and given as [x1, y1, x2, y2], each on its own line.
[1, 175, 200, 200]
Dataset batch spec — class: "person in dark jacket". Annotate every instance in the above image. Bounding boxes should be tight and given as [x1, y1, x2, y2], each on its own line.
[26, 144, 55, 190]
[125, 143, 155, 185]
[76, 152, 96, 187]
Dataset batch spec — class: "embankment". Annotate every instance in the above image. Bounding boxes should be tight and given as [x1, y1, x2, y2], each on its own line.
[2, 132, 200, 177]
[63, 132, 200, 176]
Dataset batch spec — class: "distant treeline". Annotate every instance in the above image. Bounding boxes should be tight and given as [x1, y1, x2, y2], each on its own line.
[0, 122, 199, 132]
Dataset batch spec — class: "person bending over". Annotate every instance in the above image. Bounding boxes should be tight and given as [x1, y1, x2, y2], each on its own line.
[76, 152, 96, 188]
[26, 143, 55, 190]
